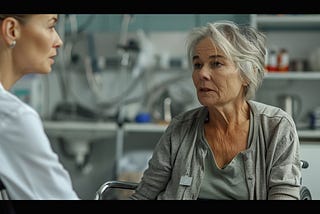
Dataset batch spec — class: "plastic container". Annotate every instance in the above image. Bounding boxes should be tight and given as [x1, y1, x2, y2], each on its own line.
[135, 112, 152, 123]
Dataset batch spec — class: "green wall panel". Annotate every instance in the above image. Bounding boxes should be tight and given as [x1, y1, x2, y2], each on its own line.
[73, 14, 250, 33]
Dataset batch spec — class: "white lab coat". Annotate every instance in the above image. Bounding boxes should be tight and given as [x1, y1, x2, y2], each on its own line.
[0, 83, 79, 199]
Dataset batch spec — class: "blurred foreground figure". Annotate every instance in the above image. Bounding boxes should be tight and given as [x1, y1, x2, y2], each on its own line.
[0, 14, 79, 199]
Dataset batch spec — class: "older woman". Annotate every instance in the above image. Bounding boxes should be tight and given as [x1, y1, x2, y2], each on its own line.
[130, 20, 301, 200]
[0, 14, 79, 199]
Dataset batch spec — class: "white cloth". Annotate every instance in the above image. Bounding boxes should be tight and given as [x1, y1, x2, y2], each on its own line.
[0, 83, 79, 199]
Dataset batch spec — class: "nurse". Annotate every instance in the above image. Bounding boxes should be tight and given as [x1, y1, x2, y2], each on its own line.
[0, 14, 79, 199]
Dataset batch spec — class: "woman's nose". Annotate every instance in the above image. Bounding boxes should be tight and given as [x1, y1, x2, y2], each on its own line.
[198, 65, 211, 80]
[54, 32, 63, 48]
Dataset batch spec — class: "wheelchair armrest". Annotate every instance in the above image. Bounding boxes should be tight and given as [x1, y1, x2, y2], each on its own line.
[95, 180, 138, 200]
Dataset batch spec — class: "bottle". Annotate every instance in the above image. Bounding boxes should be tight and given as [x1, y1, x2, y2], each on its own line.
[267, 49, 278, 72]
[277, 48, 289, 72]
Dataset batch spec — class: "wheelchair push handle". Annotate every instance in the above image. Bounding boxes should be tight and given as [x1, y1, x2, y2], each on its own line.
[301, 160, 309, 169]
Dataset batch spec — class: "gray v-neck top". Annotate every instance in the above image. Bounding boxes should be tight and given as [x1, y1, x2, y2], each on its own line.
[198, 111, 254, 200]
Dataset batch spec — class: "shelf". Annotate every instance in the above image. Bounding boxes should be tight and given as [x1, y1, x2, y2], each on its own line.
[250, 14, 320, 79]
[298, 129, 320, 141]
[124, 123, 168, 133]
[253, 14, 320, 29]
[264, 72, 320, 80]
[43, 121, 168, 140]
[43, 121, 320, 142]
[43, 121, 117, 131]
[43, 121, 118, 141]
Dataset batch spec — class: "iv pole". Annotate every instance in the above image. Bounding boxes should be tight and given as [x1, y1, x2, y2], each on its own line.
[114, 14, 134, 179]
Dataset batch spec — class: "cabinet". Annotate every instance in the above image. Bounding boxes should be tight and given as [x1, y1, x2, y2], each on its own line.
[243, 14, 320, 140]
[250, 14, 320, 29]
[43, 120, 167, 177]
[251, 14, 320, 139]
[251, 14, 320, 75]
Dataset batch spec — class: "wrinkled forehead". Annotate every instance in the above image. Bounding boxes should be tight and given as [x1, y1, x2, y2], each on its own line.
[193, 37, 225, 58]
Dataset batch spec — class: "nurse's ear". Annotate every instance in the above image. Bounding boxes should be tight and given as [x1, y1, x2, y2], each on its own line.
[0, 17, 20, 48]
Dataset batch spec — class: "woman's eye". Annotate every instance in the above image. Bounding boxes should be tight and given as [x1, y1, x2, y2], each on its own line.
[211, 61, 222, 68]
[193, 63, 202, 69]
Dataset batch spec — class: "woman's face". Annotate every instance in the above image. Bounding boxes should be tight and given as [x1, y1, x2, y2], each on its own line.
[192, 37, 246, 108]
[14, 14, 62, 75]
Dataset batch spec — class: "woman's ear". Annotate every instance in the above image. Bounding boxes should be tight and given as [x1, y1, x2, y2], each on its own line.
[1, 17, 20, 48]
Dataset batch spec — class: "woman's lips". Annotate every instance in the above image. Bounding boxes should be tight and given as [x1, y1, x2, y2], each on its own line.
[200, 87, 213, 92]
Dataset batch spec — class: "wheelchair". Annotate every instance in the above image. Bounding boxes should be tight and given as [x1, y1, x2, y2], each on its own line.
[0, 180, 10, 200]
[300, 160, 312, 200]
[95, 160, 313, 200]
[0, 180, 15, 214]
[95, 180, 138, 200]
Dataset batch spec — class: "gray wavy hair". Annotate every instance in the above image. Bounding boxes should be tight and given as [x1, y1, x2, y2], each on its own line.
[186, 20, 267, 100]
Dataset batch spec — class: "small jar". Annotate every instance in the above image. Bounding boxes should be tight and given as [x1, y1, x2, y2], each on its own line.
[267, 49, 278, 72]
[277, 48, 289, 72]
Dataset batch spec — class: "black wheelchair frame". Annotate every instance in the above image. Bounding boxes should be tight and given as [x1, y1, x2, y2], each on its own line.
[95, 160, 313, 200]
[300, 160, 312, 200]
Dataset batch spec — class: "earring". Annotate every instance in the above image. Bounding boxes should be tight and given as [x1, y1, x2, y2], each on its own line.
[9, 40, 16, 49]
